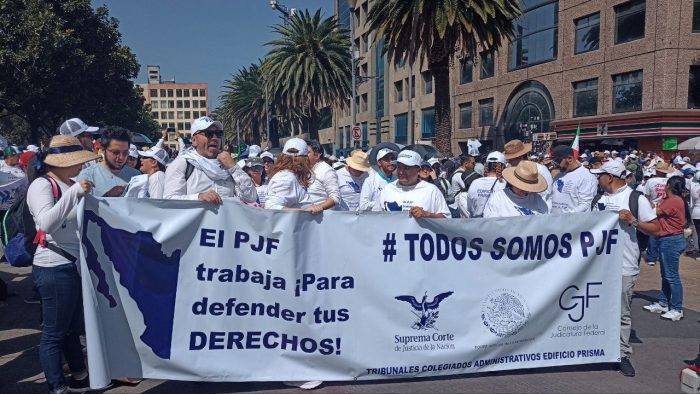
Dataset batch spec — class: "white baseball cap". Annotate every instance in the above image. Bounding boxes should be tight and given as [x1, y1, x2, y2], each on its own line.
[191, 116, 223, 135]
[26, 145, 39, 153]
[683, 156, 691, 163]
[260, 151, 274, 161]
[59, 118, 99, 137]
[673, 156, 685, 165]
[248, 145, 262, 158]
[628, 153, 638, 159]
[603, 150, 611, 154]
[138, 147, 169, 166]
[486, 151, 507, 164]
[393, 150, 422, 167]
[590, 160, 626, 178]
[611, 150, 619, 155]
[376, 148, 397, 161]
[282, 138, 308, 156]
[427, 157, 440, 166]
[128, 144, 139, 158]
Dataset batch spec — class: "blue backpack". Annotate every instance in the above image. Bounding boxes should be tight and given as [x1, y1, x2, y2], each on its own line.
[1, 176, 61, 267]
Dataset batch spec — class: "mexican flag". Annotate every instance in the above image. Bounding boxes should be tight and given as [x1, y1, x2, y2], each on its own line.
[571, 124, 580, 160]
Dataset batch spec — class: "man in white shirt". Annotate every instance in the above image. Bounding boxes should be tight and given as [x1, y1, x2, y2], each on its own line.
[359, 148, 396, 211]
[163, 116, 257, 204]
[504, 139, 553, 205]
[374, 150, 450, 218]
[306, 140, 341, 211]
[550, 145, 597, 213]
[336, 150, 370, 211]
[590, 160, 660, 378]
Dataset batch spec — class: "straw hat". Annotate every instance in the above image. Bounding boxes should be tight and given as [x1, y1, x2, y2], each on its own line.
[503, 139, 532, 160]
[655, 162, 674, 174]
[43, 135, 99, 167]
[502, 160, 548, 193]
[346, 149, 371, 172]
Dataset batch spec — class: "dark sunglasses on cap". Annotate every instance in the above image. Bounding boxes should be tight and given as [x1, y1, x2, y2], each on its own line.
[196, 129, 223, 139]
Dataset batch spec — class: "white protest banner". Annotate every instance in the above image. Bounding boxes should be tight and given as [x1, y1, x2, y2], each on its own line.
[0, 170, 28, 210]
[79, 196, 623, 388]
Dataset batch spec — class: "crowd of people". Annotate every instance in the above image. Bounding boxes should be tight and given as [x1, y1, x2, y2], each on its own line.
[0, 115, 697, 392]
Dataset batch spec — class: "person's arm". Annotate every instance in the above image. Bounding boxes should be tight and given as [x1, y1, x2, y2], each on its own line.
[409, 206, 446, 219]
[359, 176, 376, 211]
[28, 179, 85, 234]
[319, 166, 341, 209]
[162, 158, 199, 200]
[571, 174, 598, 213]
[217, 151, 257, 203]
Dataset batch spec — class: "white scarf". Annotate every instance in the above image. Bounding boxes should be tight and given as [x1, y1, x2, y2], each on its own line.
[179, 148, 231, 181]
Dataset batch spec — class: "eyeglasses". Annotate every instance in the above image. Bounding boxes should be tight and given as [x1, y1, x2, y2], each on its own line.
[197, 130, 223, 139]
[106, 149, 129, 157]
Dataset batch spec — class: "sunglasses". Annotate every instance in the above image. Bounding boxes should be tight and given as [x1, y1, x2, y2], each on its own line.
[197, 130, 223, 139]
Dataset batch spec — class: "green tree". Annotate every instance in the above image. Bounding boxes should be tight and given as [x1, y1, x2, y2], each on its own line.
[0, 0, 157, 143]
[219, 61, 267, 146]
[263, 9, 352, 142]
[367, 0, 520, 154]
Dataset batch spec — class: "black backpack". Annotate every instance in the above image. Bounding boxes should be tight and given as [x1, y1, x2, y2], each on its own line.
[591, 189, 642, 219]
[1, 176, 61, 267]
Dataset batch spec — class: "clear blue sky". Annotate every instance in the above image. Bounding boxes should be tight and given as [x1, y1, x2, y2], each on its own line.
[91, 0, 335, 108]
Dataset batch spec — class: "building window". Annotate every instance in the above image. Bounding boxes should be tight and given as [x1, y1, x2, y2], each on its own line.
[410, 76, 415, 99]
[161, 123, 167, 129]
[200, 100, 207, 108]
[185, 122, 191, 130]
[167, 89, 174, 97]
[160, 111, 167, 119]
[460, 59, 473, 84]
[176, 89, 182, 97]
[361, 121, 368, 145]
[612, 70, 643, 113]
[362, 34, 368, 54]
[152, 112, 159, 119]
[183, 89, 190, 97]
[151, 101, 159, 109]
[480, 52, 494, 79]
[192, 89, 199, 97]
[395, 80, 404, 102]
[346, 126, 351, 148]
[168, 112, 174, 120]
[193, 100, 199, 108]
[159, 100, 166, 108]
[689, 66, 700, 109]
[421, 108, 435, 139]
[573, 79, 598, 117]
[150, 89, 158, 97]
[338, 128, 344, 150]
[694, 0, 700, 32]
[178, 122, 184, 130]
[176, 100, 183, 108]
[510, 0, 558, 70]
[184, 101, 190, 108]
[459, 102, 472, 129]
[422, 71, 433, 94]
[361, 93, 368, 112]
[184, 111, 191, 119]
[168, 100, 174, 109]
[160, 89, 166, 97]
[479, 98, 494, 126]
[375, 37, 386, 120]
[177, 111, 184, 120]
[575, 13, 600, 54]
[168, 122, 175, 128]
[615, 0, 645, 44]
[395, 113, 408, 144]
[199, 89, 206, 96]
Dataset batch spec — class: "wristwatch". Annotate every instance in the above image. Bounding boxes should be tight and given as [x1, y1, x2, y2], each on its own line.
[631, 219, 639, 227]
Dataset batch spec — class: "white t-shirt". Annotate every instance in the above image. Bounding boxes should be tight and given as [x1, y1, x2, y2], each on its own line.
[336, 167, 368, 211]
[265, 170, 311, 210]
[255, 184, 268, 205]
[463, 176, 506, 218]
[551, 165, 598, 213]
[374, 180, 450, 217]
[592, 185, 656, 276]
[483, 188, 549, 218]
[308, 161, 341, 206]
[690, 182, 700, 220]
[643, 177, 667, 205]
[536, 162, 554, 206]
[359, 168, 395, 211]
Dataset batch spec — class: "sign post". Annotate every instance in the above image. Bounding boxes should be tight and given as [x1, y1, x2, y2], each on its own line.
[351, 125, 362, 148]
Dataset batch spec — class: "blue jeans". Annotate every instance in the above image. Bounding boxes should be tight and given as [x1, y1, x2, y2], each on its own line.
[656, 234, 685, 311]
[646, 235, 660, 263]
[33, 264, 86, 392]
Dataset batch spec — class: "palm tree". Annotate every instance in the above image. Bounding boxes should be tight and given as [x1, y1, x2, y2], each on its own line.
[263, 9, 352, 141]
[367, 0, 521, 154]
[219, 61, 267, 146]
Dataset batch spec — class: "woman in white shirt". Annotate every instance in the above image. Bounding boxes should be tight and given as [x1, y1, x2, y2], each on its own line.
[245, 157, 269, 206]
[483, 160, 549, 218]
[458, 151, 507, 218]
[265, 138, 317, 213]
[27, 135, 98, 394]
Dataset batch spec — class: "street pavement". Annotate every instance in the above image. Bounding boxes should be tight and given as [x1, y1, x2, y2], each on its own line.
[1, 257, 698, 393]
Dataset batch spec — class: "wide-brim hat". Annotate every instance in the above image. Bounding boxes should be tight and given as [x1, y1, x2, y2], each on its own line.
[655, 162, 674, 174]
[503, 139, 532, 160]
[502, 160, 548, 193]
[346, 150, 370, 172]
[43, 135, 99, 167]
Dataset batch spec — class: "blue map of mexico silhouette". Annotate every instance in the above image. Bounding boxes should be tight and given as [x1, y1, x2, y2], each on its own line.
[82, 210, 182, 360]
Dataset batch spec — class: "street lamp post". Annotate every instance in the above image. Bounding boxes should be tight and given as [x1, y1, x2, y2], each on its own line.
[348, 0, 357, 150]
[265, 80, 271, 146]
[270, 0, 294, 23]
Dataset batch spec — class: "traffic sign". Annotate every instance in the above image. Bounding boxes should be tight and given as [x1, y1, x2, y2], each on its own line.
[351, 126, 362, 142]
